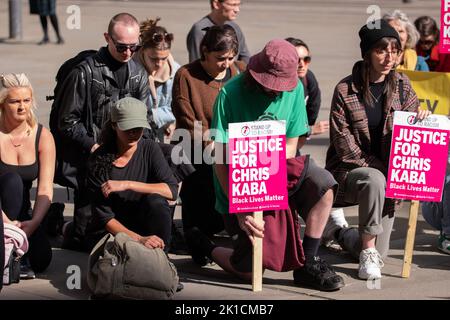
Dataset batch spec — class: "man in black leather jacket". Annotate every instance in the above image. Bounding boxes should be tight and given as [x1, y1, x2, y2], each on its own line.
[54, 13, 152, 250]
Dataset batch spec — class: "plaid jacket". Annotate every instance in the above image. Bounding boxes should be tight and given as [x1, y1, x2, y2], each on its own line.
[325, 62, 419, 214]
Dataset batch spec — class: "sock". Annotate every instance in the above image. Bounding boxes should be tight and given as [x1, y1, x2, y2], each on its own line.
[303, 235, 321, 261]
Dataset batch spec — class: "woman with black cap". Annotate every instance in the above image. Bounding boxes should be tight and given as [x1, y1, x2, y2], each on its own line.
[324, 20, 430, 280]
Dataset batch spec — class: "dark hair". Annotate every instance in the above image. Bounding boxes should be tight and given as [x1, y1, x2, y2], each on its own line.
[414, 16, 439, 44]
[210, 0, 225, 10]
[89, 121, 118, 183]
[200, 25, 238, 60]
[360, 37, 401, 106]
[108, 13, 139, 36]
[285, 37, 309, 52]
[140, 17, 174, 50]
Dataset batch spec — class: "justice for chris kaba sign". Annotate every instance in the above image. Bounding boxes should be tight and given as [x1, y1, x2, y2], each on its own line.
[386, 111, 450, 202]
[228, 120, 288, 213]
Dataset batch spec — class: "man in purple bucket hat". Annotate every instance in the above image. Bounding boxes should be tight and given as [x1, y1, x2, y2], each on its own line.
[186, 39, 345, 291]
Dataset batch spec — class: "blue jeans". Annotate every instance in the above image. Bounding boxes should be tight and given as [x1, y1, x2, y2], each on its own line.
[421, 175, 450, 235]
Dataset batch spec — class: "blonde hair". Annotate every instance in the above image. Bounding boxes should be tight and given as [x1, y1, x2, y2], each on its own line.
[0, 73, 37, 128]
[383, 10, 420, 50]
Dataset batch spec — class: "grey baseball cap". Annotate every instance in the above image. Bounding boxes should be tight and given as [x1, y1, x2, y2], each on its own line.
[111, 97, 151, 131]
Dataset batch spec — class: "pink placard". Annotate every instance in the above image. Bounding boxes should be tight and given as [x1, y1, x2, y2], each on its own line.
[440, 0, 450, 54]
[228, 121, 288, 213]
[386, 112, 450, 202]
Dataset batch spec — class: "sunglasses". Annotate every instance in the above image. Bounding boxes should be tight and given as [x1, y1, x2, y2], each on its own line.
[152, 32, 174, 43]
[418, 39, 435, 46]
[109, 36, 141, 53]
[299, 56, 311, 64]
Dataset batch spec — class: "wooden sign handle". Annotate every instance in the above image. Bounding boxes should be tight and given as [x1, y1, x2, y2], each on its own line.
[402, 200, 419, 278]
[252, 211, 263, 292]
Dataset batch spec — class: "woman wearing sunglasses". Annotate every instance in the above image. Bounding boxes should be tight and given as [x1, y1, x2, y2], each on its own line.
[285, 37, 328, 136]
[172, 25, 245, 266]
[134, 18, 179, 143]
[383, 10, 429, 72]
[414, 16, 450, 72]
[325, 20, 430, 280]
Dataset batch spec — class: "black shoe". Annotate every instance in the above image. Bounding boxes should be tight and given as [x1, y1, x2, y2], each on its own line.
[169, 227, 189, 255]
[184, 227, 216, 266]
[57, 37, 65, 45]
[293, 256, 345, 291]
[20, 258, 36, 280]
[38, 37, 49, 45]
[176, 282, 184, 292]
[44, 202, 65, 236]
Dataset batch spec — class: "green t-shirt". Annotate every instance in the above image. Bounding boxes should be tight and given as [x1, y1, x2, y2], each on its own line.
[211, 73, 309, 214]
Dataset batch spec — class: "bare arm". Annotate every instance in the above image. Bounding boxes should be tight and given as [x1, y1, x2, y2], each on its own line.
[105, 218, 164, 249]
[22, 128, 55, 237]
[101, 180, 174, 200]
[286, 136, 306, 159]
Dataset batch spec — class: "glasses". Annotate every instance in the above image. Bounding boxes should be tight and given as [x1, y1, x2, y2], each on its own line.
[109, 35, 141, 53]
[374, 49, 401, 59]
[152, 32, 173, 44]
[298, 56, 311, 64]
[222, 1, 241, 8]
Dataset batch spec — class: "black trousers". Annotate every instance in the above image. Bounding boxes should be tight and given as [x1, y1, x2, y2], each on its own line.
[0, 172, 52, 273]
[87, 194, 172, 253]
[180, 164, 224, 237]
[0, 201, 4, 291]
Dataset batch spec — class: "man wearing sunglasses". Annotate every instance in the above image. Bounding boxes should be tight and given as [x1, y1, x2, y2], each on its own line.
[187, 0, 250, 63]
[54, 13, 152, 251]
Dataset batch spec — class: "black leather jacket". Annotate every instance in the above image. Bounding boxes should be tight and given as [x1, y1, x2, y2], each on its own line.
[55, 47, 151, 157]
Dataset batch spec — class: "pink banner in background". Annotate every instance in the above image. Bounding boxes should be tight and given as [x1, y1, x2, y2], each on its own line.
[386, 112, 450, 202]
[440, 0, 450, 54]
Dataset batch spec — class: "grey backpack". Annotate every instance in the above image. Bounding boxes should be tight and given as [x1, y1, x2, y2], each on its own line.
[87, 232, 179, 300]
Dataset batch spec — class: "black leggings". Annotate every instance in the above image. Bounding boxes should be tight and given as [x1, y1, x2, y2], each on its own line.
[87, 194, 172, 253]
[39, 15, 61, 38]
[118, 194, 172, 252]
[0, 172, 52, 273]
[180, 164, 224, 237]
[0, 202, 4, 291]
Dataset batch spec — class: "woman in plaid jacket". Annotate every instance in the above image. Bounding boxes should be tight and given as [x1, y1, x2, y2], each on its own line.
[325, 20, 430, 280]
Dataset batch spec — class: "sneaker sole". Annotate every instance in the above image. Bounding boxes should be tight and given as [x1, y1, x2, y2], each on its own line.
[438, 246, 450, 255]
[358, 271, 382, 280]
[294, 278, 345, 292]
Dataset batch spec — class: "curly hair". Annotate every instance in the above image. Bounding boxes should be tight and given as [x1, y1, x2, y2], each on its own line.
[140, 17, 173, 50]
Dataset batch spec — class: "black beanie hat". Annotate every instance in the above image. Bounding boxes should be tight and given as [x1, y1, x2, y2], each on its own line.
[359, 19, 401, 58]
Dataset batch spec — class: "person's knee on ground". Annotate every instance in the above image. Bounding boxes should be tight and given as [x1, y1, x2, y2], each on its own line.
[27, 227, 52, 273]
[139, 194, 172, 250]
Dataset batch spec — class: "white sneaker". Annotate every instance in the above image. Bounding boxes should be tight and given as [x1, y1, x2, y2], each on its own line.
[322, 208, 349, 245]
[358, 247, 384, 280]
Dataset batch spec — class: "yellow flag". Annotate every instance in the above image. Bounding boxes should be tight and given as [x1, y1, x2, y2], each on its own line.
[400, 70, 450, 116]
